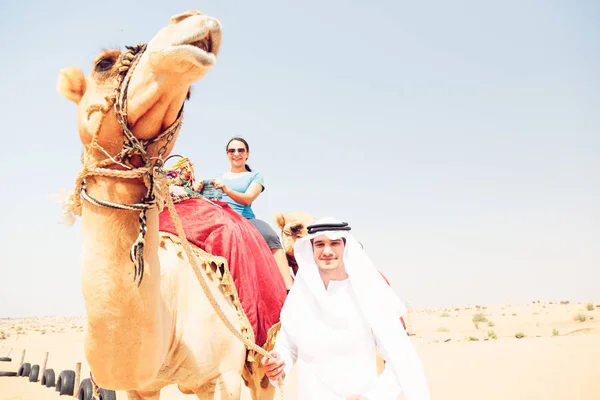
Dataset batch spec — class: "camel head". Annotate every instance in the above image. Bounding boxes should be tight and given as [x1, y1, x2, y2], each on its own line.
[275, 211, 316, 261]
[57, 10, 222, 167]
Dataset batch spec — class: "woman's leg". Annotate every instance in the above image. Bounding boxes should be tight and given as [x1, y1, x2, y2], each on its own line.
[248, 218, 294, 291]
[271, 248, 294, 290]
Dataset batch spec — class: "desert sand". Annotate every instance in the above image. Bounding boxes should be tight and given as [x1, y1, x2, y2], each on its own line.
[1, 301, 599, 399]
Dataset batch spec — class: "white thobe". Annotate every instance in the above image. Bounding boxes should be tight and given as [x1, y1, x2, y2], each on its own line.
[271, 278, 402, 400]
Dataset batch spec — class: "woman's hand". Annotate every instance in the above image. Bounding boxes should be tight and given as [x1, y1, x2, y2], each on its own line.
[192, 180, 204, 192]
[212, 178, 229, 194]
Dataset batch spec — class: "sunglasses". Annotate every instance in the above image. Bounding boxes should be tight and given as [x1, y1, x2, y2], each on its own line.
[227, 148, 247, 154]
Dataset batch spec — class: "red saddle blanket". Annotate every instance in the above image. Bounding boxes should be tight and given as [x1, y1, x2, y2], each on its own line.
[158, 197, 287, 347]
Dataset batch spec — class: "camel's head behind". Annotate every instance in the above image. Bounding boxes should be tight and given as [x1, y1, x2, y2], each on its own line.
[275, 211, 316, 259]
[57, 10, 222, 165]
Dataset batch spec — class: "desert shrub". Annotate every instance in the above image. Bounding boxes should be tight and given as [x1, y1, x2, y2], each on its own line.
[515, 332, 526, 339]
[440, 312, 450, 317]
[467, 336, 479, 341]
[437, 327, 449, 332]
[473, 313, 488, 322]
[573, 313, 587, 323]
[586, 303, 594, 311]
[552, 329, 559, 336]
[488, 330, 497, 340]
[472, 313, 488, 329]
[487, 321, 495, 327]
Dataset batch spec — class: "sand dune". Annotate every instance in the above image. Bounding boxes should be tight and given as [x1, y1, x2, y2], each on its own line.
[1, 302, 599, 399]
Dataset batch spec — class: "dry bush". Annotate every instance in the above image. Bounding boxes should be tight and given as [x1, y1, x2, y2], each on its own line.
[472, 313, 488, 329]
[573, 313, 587, 323]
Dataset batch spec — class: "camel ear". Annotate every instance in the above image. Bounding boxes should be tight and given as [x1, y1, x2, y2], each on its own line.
[57, 66, 86, 103]
[275, 212, 286, 230]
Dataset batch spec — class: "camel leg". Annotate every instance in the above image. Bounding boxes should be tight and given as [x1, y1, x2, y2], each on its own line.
[248, 374, 276, 400]
[242, 360, 276, 400]
[125, 390, 161, 400]
[194, 370, 242, 400]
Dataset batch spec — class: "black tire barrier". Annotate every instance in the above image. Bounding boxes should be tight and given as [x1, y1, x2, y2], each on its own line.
[0, 371, 18, 377]
[28, 364, 40, 382]
[77, 376, 117, 400]
[56, 369, 76, 396]
[0, 357, 11, 362]
[98, 388, 117, 400]
[17, 363, 31, 377]
[78, 378, 93, 400]
[42, 368, 55, 387]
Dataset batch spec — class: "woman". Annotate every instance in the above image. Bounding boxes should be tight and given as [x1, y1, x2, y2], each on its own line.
[206, 137, 294, 291]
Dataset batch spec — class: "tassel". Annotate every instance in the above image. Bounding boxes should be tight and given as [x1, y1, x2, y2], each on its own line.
[129, 208, 148, 286]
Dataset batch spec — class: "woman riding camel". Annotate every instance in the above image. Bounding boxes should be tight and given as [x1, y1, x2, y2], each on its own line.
[193, 137, 295, 291]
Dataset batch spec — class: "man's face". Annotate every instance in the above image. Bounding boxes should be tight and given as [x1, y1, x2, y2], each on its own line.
[312, 235, 345, 272]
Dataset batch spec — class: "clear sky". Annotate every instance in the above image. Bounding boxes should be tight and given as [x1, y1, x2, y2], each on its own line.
[0, 1, 598, 317]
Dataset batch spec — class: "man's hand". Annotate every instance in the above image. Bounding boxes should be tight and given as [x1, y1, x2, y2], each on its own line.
[261, 351, 286, 382]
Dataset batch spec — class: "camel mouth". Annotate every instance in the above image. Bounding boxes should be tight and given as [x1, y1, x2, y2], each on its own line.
[165, 32, 218, 67]
[188, 37, 211, 54]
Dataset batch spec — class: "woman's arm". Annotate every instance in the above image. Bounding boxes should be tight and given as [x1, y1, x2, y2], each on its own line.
[213, 179, 263, 206]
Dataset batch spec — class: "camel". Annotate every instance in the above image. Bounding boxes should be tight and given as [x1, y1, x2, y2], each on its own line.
[56, 10, 282, 400]
[274, 212, 316, 276]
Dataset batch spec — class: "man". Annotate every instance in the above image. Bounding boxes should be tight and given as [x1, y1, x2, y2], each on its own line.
[261, 217, 430, 399]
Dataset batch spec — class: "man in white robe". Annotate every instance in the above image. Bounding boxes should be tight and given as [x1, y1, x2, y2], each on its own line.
[261, 217, 430, 399]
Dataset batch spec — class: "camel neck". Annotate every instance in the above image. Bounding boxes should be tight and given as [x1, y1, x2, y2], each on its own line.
[79, 175, 170, 381]
[80, 175, 162, 301]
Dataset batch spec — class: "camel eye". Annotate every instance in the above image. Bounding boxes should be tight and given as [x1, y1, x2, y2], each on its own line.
[95, 58, 115, 72]
[290, 225, 301, 234]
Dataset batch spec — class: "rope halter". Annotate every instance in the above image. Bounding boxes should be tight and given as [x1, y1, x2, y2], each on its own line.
[72, 43, 185, 286]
